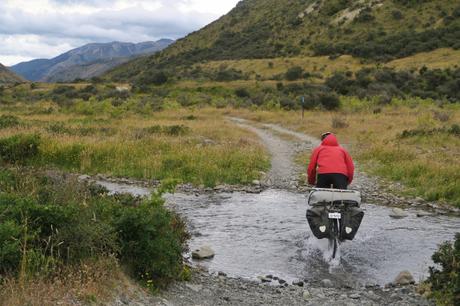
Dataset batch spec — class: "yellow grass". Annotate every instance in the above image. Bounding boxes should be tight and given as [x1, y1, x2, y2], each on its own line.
[387, 48, 460, 70]
[0, 107, 270, 186]
[225, 101, 460, 206]
[196, 48, 460, 81]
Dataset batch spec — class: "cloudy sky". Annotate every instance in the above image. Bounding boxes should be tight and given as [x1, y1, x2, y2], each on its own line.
[0, 0, 240, 66]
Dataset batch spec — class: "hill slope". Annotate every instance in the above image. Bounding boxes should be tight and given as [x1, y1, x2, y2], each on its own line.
[108, 0, 460, 82]
[0, 64, 25, 85]
[11, 40, 173, 82]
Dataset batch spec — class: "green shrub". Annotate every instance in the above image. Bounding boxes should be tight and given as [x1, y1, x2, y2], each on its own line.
[285, 66, 304, 81]
[115, 201, 185, 284]
[319, 93, 341, 110]
[235, 88, 250, 98]
[163, 125, 189, 136]
[427, 233, 460, 305]
[0, 134, 41, 164]
[0, 170, 188, 287]
[46, 122, 72, 134]
[0, 115, 20, 129]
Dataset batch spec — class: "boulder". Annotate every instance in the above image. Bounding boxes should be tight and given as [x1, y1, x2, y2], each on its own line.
[192, 246, 215, 260]
[394, 271, 415, 286]
[389, 208, 408, 219]
[321, 279, 333, 287]
[302, 290, 311, 300]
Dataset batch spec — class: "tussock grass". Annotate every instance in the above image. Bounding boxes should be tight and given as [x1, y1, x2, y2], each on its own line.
[0, 108, 269, 186]
[0, 258, 122, 306]
[227, 100, 460, 207]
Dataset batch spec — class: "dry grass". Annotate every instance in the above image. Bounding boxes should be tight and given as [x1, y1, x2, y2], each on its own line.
[226, 100, 460, 206]
[387, 48, 460, 71]
[0, 258, 124, 306]
[195, 48, 460, 82]
[197, 55, 365, 80]
[0, 108, 269, 186]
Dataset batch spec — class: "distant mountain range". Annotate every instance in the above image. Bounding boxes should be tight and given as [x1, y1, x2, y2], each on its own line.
[0, 63, 25, 85]
[11, 39, 173, 82]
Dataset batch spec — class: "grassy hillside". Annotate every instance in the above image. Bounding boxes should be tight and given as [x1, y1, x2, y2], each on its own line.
[108, 0, 460, 82]
[0, 64, 25, 85]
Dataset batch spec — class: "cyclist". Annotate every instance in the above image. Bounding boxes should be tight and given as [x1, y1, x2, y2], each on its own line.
[307, 132, 354, 189]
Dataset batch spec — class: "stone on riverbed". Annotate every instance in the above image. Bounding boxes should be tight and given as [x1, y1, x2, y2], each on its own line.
[192, 246, 215, 260]
[321, 279, 333, 287]
[389, 208, 408, 219]
[416, 211, 434, 217]
[394, 271, 415, 286]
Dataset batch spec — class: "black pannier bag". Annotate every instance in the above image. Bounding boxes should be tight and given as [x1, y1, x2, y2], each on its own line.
[306, 206, 332, 239]
[306, 189, 364, 241]
[339, 206, 364, 241]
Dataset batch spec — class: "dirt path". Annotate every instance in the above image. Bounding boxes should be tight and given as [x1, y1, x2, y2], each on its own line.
[230, 117, 311, 189]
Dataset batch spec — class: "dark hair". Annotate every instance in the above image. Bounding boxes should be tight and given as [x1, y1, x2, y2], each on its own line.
[321, 132, 332, 141]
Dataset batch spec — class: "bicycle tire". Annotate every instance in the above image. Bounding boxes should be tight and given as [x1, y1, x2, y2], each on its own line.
[331, 219, 339, 259]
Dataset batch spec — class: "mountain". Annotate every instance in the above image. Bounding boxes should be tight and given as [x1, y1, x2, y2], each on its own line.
[11, 39, 173, 82]
[107, 0, 460, 81]
[0, 63, 25, 85]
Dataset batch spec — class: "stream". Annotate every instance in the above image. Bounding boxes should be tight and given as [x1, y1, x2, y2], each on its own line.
[96, 181, 459, 287]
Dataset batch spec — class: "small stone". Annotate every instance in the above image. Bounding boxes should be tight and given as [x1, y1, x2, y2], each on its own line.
[390, 293, 401, 300]
[185, 284, 203, 292]
[400, 287, 410, 294]
[349, 293, 360, 299]
[303, 290, 311, 300]
[265, 274, 273, 279]
[192, 246, 215, 260]
[416, 211, 433, 217]
[292, 280, 304, 287]
[218, 271, 227, 277]
[222, 296, 230, 302]
[252, 180, 261, 186]
[321, 279, 333, 287]
[278, 279, 286, 284]
[389, 208, 408, 219]
[394, 271, 415, 286]
[78, 174, 90, 181]
[258, 276, 271, 283]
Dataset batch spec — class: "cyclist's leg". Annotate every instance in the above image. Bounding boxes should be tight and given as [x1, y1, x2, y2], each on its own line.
[316, 174, 333, 188]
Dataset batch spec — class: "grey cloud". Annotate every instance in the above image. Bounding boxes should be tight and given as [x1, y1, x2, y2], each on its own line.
[0, 0, 225, 64]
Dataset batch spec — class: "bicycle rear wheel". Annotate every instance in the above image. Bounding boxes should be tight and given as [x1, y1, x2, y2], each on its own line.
[331, 219, 339, 259]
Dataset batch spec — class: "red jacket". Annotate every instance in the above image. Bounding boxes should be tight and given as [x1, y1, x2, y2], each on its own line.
[307, 134, 354, 185]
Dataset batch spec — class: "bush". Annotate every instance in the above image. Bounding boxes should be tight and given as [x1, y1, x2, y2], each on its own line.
[115, 200, 185, 283]
[392, 10, 404, 20]
[0, 115, 20, 129]
[163, 125, 190, 136]
[0, 134, 41, 164]
[0, 170, 188, 287]
[427, 233, 460, 305]
[285, 66, 304, 81]
[235, 88, 250, 98]
[319, 93, 341, 110]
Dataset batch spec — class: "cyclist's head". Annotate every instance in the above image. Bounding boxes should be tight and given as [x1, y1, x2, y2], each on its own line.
[321, 132, 332, 141]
